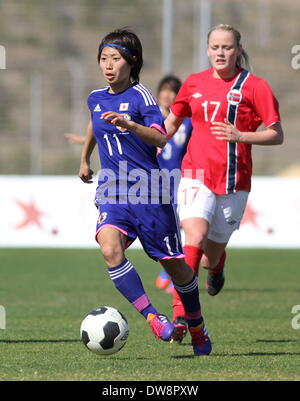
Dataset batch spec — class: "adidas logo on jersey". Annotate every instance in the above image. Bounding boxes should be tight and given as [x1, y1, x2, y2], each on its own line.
[192, 92, 202, 98]
[94, 104, 101, 111]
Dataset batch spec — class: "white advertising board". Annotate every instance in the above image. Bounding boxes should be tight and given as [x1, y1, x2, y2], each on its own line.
[0, 176, 299, 248]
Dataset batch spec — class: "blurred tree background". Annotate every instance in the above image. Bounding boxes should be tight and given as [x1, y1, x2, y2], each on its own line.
[0, 0, 299, 175]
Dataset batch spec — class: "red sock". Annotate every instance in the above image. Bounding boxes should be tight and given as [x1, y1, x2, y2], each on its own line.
[183, 245, 203, 276]
[210, 250, 226, 274]
[172, 245, 203, 321]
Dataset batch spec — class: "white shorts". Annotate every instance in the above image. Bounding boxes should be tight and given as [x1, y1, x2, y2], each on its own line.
[177, 177, 249, 243]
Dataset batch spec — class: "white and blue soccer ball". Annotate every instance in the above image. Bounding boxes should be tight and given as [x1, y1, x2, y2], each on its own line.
[80, 306, 129, 356]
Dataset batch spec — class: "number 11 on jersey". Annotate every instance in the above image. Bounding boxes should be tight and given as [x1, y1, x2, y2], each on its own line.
[163, 234, 180, 256]
[103, 134, 123, 156]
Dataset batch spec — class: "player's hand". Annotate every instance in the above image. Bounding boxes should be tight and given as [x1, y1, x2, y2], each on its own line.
[64, 133, 86, 145]
[156, 147, 163, 156]
[79, 162, 94, 184]
[210, 119, 242, 143]
[101, 111, 130, 130]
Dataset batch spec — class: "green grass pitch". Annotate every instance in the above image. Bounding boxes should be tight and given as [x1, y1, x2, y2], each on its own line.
[0, 248, 299, 381]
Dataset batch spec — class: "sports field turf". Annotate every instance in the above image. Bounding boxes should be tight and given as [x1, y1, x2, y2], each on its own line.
[0, 248, 299, 381]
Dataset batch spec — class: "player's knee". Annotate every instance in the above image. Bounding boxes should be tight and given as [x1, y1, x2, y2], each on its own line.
[185, 231, 206, 249]
[101, 244, 124, 266]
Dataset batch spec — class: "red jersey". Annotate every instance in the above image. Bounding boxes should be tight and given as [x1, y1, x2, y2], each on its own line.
[170, 67, 280, 194]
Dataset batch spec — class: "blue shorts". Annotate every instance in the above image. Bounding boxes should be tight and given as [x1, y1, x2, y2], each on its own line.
[95, 203, 184, 261]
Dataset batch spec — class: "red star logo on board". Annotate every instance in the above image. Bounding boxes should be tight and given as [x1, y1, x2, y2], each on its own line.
[14, 199, 46, 230]
[241, 202, 260, 227]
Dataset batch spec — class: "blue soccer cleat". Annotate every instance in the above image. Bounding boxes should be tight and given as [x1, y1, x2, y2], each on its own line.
[147, 313, 175, 341]
[189, 323, 212, 356]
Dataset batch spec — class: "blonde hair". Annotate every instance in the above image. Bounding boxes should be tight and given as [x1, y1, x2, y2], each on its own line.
[207, 24, 251, 71]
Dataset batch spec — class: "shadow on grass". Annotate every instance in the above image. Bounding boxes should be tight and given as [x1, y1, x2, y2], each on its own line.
[172, 339, 300, 358]
[171, 355, 196, 359]
[172, 351, 300, 359]
[212, 352, 300, 357]
[221, 288, 299, 293]
[256, 339, 300, 343]
[0, 339, 81, 344]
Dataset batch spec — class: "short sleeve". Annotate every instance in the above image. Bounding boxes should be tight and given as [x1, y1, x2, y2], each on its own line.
[252, 79, 280, 127]
[87, 93, 94, 119]
[170, 78, 192, 118]
[135, 88, 166, 134]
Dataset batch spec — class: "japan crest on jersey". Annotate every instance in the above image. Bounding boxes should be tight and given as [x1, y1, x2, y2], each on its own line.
[227, 89, 242, 106]
[119, 103, 129, 111]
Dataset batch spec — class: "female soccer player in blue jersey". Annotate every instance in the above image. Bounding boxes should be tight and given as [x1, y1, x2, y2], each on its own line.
[78, 29, 211, 356]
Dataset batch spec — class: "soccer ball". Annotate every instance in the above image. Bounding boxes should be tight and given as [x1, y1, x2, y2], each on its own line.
[80, 306, 129, 356]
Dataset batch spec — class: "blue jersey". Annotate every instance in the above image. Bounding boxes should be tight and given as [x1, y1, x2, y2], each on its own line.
[157, 118, 192, 171]
[88, 83, 166, 202]
[88, 83, 183, 260]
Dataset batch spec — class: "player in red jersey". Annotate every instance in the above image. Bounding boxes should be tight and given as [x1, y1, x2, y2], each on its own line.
[164, 24, 284, 332]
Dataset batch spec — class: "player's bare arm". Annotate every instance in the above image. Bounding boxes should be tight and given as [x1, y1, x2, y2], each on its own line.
[64, 133, 86, 144]
[101, 111, 167, 148]
[164, 111, 185, 140]
[211, 120, 284, 145]
[79, 120, 96, 183]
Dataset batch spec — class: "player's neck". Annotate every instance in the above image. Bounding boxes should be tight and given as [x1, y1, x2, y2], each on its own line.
[108, 79, 132, 94]
[212, 67, 239, 80]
